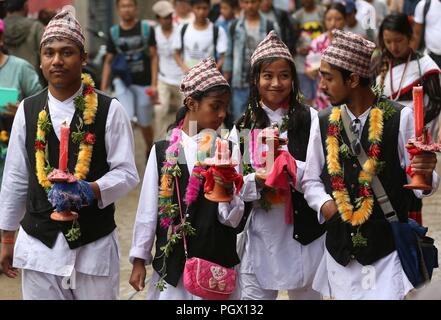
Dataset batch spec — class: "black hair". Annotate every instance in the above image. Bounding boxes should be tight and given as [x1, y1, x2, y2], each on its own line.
[191, 0, 211, 6]
[40, 36, 86, 55]
[236, 57, 307, 134]
[378, 13, 413, 53]
[167, 84, 231, 131]
[116, 0, 137, 6]
[220, 0, 239, 8]
[5, 0, 26, 13]
[325, 2, 346, 21]
[329, 63, 371, 87]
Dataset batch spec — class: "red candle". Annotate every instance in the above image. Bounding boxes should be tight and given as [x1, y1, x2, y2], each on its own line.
[413, 86, 424, 138]
[59, 121, 69, 171]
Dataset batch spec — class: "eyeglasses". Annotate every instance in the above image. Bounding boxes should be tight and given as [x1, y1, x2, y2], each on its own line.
[350, 118, 361, 156]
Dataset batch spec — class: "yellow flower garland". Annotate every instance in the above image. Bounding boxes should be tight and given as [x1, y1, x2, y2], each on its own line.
[35, 74, 98, 189]
[326, 106, 384, 226]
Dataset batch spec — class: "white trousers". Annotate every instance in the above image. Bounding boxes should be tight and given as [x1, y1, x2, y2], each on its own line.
[21, 245, 120, 300]
[238, 272, 321, 300]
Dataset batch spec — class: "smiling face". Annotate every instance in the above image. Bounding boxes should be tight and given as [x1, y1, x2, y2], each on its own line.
[40, 38, 86, 92]
[257, 58, 293, 111]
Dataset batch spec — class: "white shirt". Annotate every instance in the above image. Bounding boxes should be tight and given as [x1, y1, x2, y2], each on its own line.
[129, 130, 244, 265]
[414, 0, 441, 55]
[172, 22, 228, 69]
[0, 87, 140, 277]
[355, 0, 377, 30]
[235, 106, 325, 290]
[301, 106, 440, 299]
[154, 25, 183, 87]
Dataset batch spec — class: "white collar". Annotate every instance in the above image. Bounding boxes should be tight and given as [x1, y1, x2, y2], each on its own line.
[48, 84, 83, 106]
[261, 104, 287, 117]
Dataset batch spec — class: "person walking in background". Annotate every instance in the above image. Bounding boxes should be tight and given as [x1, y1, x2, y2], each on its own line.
[223, 0, 275, 122]
[305, 2, 346, 110]
[173, 0, 195, 25]
[101, 0, 158, 159]
[0, 9, 139, 299]
[344, 0, 375, 41]
[215, 0, 239, 35]
[0, 18, 41, 189]
[173, 0, 228, 73]
[152, 0, 185, 140]
[293, 0, 325, 106]
[3, 0, 44, 84]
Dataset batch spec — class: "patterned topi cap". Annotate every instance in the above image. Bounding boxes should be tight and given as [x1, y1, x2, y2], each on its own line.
[322, 29, 376, 79]
[250, 30, 294, 68]
[180, 57, 229, 98]
[40, 7, 85, 49]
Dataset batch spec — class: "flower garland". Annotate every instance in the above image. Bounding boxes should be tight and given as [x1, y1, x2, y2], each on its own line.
[0, 130, 8, 161]
[35, 74, 98, 191]
[326, 106, 384, 227]
[155, 124, 214, 291]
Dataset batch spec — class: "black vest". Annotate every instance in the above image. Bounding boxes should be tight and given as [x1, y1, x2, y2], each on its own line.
[152, 140, 240, 287]
[240, 105, 325, 245]
[21, 89, 116, 249]
[318, 100, 412, 266]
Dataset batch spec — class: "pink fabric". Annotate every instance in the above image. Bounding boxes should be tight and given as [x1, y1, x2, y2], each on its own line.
[183, 257, 237, 300]
[0, 19, 4, 33]
[265, 150, 297, 224]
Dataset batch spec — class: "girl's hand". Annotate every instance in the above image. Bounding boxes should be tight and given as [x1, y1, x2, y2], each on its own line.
[213, 171, 234, 195]
[305, 68, 318, 80]
[411, 152, 437, 179]
[0, 102, 19, 117]
[129, 258, 146, 291]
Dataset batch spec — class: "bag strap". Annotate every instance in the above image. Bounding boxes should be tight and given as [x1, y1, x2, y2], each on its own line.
[180, 23, 189, 57]
[340, 105, 398, 222]
[213, 24, 219, 63]
[174, 175, 189, 257]
[110, 24, 123, 54]
[419, 0, 431, 51]
[141, 20, 150, 48]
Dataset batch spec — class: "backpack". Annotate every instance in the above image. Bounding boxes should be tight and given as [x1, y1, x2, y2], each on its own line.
[180, 23, 219, 62]
[109, 20, 151, 86]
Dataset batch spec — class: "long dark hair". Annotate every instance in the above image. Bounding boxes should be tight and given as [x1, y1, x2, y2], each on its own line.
[167, 84, 231, 131]
[236, 57, 307, 133]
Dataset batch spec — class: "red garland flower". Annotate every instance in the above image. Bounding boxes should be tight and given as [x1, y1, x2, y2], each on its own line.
[83, 85, 95, 95]
[359, 186, 372, 197]
[34, 140, 46, 151]
[331, 175, 345, 190]
[83, 133, 96, 145]
[328, 125, 340, 136]
[368, 144, 381, 159]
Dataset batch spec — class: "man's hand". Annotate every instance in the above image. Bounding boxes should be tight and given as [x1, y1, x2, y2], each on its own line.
[411, 152, 437, 181]
[1, 231, 18, 278]
[129, 258, 146, 291]
[321, 200, 338, 221]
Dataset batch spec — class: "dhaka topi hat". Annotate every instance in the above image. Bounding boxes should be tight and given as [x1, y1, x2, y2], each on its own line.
[40, 7, 85, 49]
[180, 57, 229, 98]
[250, 30, 294, 68]
[322, 29, 376, 79]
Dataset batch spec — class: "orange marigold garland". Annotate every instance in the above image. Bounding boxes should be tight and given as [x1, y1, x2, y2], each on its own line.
[326, 106, 384, 246]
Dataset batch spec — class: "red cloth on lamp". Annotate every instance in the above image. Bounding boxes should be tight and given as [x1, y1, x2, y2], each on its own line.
[265, 150, 297, 224]
[202, 166, 243, 195]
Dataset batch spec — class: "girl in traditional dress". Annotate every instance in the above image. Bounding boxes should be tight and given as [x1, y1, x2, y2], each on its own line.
[129, 57, 244, 299]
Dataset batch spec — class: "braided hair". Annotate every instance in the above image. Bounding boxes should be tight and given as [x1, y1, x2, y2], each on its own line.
[236, 57, 307, 134]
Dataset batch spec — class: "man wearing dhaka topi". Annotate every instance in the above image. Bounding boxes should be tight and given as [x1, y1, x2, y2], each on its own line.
[0, 8, 139, 300]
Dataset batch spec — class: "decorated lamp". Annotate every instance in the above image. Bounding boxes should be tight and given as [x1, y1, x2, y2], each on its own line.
[202, 138, 243, 203]
[404, 86, 441, 191]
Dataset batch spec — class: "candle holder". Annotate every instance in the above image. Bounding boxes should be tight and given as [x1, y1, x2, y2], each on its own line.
[202, 138, 242, 203]
[255, 125, 288, 181]
[47, 169, 79, 221]
[404, 129, 441, 191]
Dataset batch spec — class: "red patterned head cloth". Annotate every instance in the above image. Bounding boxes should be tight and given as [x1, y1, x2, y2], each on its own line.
[40, 7, 85, 49]
[250, 30, 294, 68]
[180, 57, 229, 98]
[322, 29, 376, 79]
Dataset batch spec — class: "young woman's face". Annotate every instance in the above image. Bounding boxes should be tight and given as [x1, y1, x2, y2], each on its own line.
[189, 91, 230, 131]
[325, 9, 345, 32]
[382, 29, 411, 59]
[258, 58, 293, 111]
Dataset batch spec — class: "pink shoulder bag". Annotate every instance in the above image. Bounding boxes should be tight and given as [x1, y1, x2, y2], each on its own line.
[175, 176, 237, 300]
